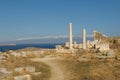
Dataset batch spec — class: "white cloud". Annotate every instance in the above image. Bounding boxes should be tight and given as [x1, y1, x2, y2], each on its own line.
[16, 35, 68, 41]
[87, 34, 94, 37]
[16, 34, 94, 41]
[73, 34, 94, 38]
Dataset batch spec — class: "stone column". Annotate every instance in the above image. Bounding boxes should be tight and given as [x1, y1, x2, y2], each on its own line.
[69, 22, 73, 49]
[73, 41, 77, 48]
[82, 29, 86, 49]
[93, 30, 96, 41]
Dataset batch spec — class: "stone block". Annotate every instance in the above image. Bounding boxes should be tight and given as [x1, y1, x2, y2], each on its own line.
[32, 72, 42, 76]
[107, 50, 115, 57]
[14, 67, 35, 73]
[14, 75, 31, 80]
[26, 67, 35, 73]
[0, 68, 12, 78]
[14, 67, 24, 73]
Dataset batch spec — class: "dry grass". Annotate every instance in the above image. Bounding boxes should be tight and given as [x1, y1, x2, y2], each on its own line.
[59, 54, 120, 80]
[0, 55, 51, 80]
[89, 63, 115, 80]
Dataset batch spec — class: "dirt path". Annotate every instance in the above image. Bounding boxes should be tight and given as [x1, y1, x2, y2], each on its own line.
[31, 56, 65, 80]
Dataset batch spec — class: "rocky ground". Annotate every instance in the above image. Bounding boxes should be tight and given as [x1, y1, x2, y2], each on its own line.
[31, 56, 65, 80]
[0, 46, 120, 80]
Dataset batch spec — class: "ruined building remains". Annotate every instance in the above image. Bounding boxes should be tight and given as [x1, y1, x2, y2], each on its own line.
[56, 22, 110, 53]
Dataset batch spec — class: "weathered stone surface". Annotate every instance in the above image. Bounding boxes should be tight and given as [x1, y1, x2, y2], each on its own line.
[14, 67, 24, 73]
[21, 51, 27, 57]
[32, 72, 42, 76]
[95, 43, 110, 52]
[99, 43, 110, 51]
[96, 55, 108, 59]
[94, 31, 108, 43]
[11, 51, 28, 57]
[0, 53, 9, 59]
[11, 52, 21, 57]
[116, 55, 120, 60]
[69, 22, 73, 49]
[78, 57, 90, 62]
[26, 67, 35, 73]
[14, 75, 31, 80]
[107, 50, 115, 57]
[82, 29, 86, 49]
[0, 68, 12, 78]
[14, 67, 35, 73]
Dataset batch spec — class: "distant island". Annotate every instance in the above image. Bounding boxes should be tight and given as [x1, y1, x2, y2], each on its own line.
[0, 43, 16, 46]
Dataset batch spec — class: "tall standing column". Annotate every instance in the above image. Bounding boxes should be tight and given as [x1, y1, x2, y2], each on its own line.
[93, 30, 96, 41]
[69, 22, 73, 49]
[82, 29, 86, 49]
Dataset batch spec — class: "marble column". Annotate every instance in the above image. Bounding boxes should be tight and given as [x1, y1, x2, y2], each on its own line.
[82, 29, 86, 49]
[69, 22, 73, 49]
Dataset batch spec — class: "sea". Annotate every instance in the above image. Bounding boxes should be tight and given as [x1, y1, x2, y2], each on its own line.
[0, 43, 63, 52]
[0, 37, 93, 52]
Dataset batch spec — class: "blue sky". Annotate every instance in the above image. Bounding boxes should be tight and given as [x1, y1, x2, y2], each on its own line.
[0, 0, 120, 42]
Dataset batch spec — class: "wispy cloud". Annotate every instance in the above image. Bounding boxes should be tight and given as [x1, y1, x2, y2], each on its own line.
[87, 34, 94, 37]
[16, 34, 94, 41]
[16, 35, 68, 41]
[75, 34, 94, 38]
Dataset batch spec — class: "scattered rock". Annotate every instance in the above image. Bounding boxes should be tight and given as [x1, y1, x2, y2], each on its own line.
[78, 57, 90, 62]
[0, 68, 12, 78]
[32, 72, 42, 76]
[14, 75, 31, 80]
[95, 43, 110, 52]
[107, 50, 115, 57]
[14, 67, 35, 73]
[96, 55, 108, 59]
[11, 52, 21, 57]
[99, 43, 110, 52]
[0, 53, 9, 59]
[21, 51, 27, 57]
[14, 67, 25, 73]
[26, 67, 35, 73]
